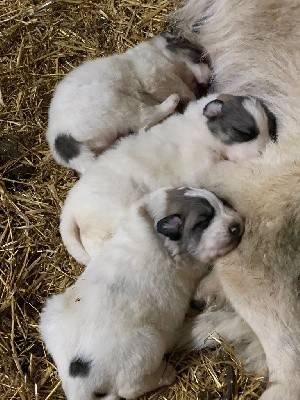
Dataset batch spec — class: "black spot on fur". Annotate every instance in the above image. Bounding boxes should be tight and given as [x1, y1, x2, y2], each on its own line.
[162, 33, 207, 64]
[69, 357, 91, 378]
[219, 197, 234, 209]
[94, 393, 107, 398]
[55, 133, 80, 162]
[189, 299, 206, 312]
[157, 214, 183, 241]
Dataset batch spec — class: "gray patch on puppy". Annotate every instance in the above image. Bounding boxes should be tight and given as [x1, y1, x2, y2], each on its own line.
[159, 188, 216, 251]
[55, 134, 80, 162]
[69, 357, 91, 378]
[162, 33, 206, 64]
[203, 95, 260, 144]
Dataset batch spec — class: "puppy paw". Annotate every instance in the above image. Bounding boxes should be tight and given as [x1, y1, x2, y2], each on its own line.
[159, 364, 177, 386]
[163, 94, 180, 110]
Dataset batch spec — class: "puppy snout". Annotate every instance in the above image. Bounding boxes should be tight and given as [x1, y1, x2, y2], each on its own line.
[228, 221, 243, 237]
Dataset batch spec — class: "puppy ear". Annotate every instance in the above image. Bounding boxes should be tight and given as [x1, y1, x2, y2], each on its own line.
[161, 32, 177, 43]
[156, 214, 183, 241]
[203, 99, 223, 119]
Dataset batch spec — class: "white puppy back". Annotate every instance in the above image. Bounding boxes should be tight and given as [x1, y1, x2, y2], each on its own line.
[46, 34, 210, 173]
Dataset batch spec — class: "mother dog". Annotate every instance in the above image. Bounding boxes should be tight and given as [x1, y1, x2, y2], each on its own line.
[175, 1, 300, 399]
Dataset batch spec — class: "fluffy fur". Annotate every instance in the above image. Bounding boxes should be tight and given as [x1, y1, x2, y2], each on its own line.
[46, 34, 211, 173]
[39, 187, 243, 400]
[175, 1, 300, 398]
[59, 93, 274, 265]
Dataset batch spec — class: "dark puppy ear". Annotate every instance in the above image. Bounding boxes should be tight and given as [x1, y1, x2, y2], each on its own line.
[161, 32, 177, 43]
[156, 214, 183, 241]
[203, 99, 223, 119]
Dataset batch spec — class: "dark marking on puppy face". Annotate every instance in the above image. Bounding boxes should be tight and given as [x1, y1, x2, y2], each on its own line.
[157, 188, 215, 251]
[157, 214, 182, 241]
[189, 298, 206, 312]
[69, 357, 91, 378]
[219, 197, 234, 210]
[261, 103, 277, 142]
[162, 32, 207, 64]
[203, 96, 260, 144]
[55, 133, 80, 162]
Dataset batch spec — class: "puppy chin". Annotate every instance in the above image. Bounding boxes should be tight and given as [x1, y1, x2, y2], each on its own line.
[225, 142, 265, 163]
[196, 237, 242, 264]
[216, 236, 242, 256]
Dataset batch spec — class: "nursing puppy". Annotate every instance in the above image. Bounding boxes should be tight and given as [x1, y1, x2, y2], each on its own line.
[60, 93, 276, 265]
[40, 187, 244, 400]
[46, 33, 211, 173]
[174, 1, 300, 398]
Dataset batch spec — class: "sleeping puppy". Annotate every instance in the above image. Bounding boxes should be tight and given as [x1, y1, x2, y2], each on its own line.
[46, 33, 211, 173]
[39, 187, 244, 400]
[59, 93, 276, 265]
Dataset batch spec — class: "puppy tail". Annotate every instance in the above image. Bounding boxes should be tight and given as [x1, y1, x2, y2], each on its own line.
[47, 130, 96, 174]
[60, 205, 90, 266]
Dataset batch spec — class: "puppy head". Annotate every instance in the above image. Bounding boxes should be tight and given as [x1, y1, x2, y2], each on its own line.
[203, 94, 277, 161]
[153, 187, 244, 264]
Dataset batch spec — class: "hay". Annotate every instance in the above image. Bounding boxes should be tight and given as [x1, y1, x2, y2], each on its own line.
[1, 0, 265, 398]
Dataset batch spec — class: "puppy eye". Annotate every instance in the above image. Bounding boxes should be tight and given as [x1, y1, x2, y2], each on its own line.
[193, 216, 211, 230]
[232, 127, 255, 138]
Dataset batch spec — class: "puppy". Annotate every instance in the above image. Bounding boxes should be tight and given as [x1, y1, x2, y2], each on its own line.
[39, 187, 244, 400]
[174, 1, 300, 398]
[59, 93, 276, 265]
[46, 33, 211, 173]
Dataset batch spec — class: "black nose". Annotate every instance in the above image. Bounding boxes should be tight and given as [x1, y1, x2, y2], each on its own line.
[228, 222, 242, 237]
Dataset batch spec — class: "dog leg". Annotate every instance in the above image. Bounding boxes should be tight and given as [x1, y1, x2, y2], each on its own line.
[179, 306, 266, 374]
[118, 361, 176, 399]
[215, 249, 300, 398]
[140, 94, 180, 130]
[181, 268, 267, 374]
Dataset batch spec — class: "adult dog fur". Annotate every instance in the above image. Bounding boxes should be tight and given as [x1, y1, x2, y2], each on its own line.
[40, 187, 243, 400]
[175, 1, 300, 398]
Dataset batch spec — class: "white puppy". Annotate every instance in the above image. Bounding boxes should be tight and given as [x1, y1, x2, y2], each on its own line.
[46, 33, 211, 173]
[40, 187, 244, 400]
[59, 93, 276, 265]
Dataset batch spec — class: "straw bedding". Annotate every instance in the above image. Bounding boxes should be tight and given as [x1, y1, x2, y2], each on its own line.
[1, 0, 265, 398]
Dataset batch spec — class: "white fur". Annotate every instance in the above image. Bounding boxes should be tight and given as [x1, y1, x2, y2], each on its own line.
[40, 187, 243, 400]
[174, 1, 300, 397]
[59, 93, 271, 265]
[46, 35, 210, 173]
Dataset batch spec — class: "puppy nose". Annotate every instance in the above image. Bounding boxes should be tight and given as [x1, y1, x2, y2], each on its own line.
[228, 222, 242, 237]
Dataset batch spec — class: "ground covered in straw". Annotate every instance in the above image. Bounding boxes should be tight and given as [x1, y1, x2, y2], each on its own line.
[1, 0, 265, 398]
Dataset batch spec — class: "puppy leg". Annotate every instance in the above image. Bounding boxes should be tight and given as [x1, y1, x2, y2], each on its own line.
[215, 251, 300, 397]
[140, 94, 180, 130]
[179, 306, 266, 374]
[193, 269, 226, 307]
[118, 361, 176, 399]
[184, 269, 266, 374]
